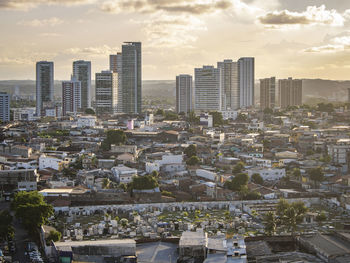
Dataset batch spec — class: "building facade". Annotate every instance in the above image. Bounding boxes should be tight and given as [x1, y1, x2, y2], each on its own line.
[217, 59, 239, 110]
[0, 92, 10, 122]
[110, 53, 123, 112]
[278, 77, 302, 108]
[72, 60, 91, 110]
[36, 61, 54, 116]
[195, 66, 222, 112]
[176, 74, 193, 114]
[260, 77, 276, 109]
[122, 42, 142, 114]
[62, 77, 82, 116]
[95, 71, 118, 115]
[238, 57, 254, 108]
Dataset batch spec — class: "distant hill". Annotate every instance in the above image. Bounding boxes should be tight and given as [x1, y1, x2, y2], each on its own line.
[0, 79, 348, 103]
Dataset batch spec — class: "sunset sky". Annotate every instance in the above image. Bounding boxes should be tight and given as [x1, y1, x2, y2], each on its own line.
[1, 0, 350, 80]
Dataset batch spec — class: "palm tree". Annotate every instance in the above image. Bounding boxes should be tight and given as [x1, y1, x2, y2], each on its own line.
[263, 211, 276, 236]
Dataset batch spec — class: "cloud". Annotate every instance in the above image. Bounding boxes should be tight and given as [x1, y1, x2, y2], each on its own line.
[0, 0, 95, 10]
[39, 33, 63, 37]
[64, 45, 119, 57]
[259, 5, 346, 28]
[0, 57, 33, 65]
[303, 32, 350, 53]
[100, 0, 232, 15]
[18, 17, 64, 27]
[136, 14, 207, 47]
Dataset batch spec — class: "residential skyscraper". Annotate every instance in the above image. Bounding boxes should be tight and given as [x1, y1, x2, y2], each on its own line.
[176, 74, 193, 114]
[122, 42, 142, 114]
[194, 66, 222, 111]
[110, 53, 123, 112]
[238, 57, 255, 108]
[72, 60, 91, 110]
[217, 59, 239, 110]
[95, 71, 118, 115]
[62, 77, 81, 116]
[278, 77, 302, 108]
[0, 92, 10, 122]
[260, 77, 276, 109]
[36, 61, 54, 116]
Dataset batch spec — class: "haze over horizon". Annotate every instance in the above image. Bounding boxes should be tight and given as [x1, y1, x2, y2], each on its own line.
[1, 0, 350, 80]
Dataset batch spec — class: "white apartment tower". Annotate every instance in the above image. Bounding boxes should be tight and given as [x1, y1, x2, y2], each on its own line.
[72, 60, 91, 110]
[194, 66, 222, 111]
[217, 59, 239, 110]
[238, 57, 255, 108]
[176, 75, 193, 114]
[95, 71, 118, 115]
[36, 61, 54, 116]
[109, 53, 123, 112]
[62, 77, 81, 116]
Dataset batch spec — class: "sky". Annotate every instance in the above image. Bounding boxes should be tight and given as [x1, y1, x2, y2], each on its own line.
[0, 0, 350, 80]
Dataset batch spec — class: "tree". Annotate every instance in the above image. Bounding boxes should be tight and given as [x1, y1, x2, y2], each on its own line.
[316, 211, 327, 222]
[102, 129, 126, 150]
[0, 210, 14, 241]
[308, 167, 324, 186]
[184, 144, 197, 158]
[155, 109, 165, 116]
[46, 230, 61, 244]
[164, 111, 178, 120]
[320, 155, 331, 163]
[263, 211, 277, 236]
[232, 162, 245, 174]
[130, 174, 158, 190]
[151, 170, 159, 177]
[251, 173, 263, 185]
[263, 108, 273, 115]
[102, 178, 111, 189]
[317, 102, 334, 113]
[85, 108, 95, 115]
[188, 111, 199, 124]
[209, 111, 224, 126]
[241, 191, 261, 200]
[291, 168, 301, 178]
[262, 139, 271, 151]
[120, 218, 128, 228]
[225, 173, 249, 191]
[186, 156, 200, 166]
[12, 191, 53, 233]
[276, 199, 308, 235]
[119, 183, 127, 191]
[236, 113, 247, 122]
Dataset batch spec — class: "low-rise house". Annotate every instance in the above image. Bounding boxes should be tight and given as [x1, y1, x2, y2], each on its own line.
[196, 169, 218, 182]
[110, 145, 138, 157]
[53, 239, 136, 263]
[77, 115, 96, 127]
[39, 153, 70, 171]
[111, 165, 137, 183]
[247, 168, 286, 181]
[0, 169, 39, 191]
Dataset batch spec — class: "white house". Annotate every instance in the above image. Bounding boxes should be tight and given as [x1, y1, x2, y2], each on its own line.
[253, 158, 272, 168]
[247, 168, 286, 181]
[157, 154, 183, 165]
[77, 116, 96, 128]
[195, 169, 218, 182]
[145, 162, 160, 173]
[111, 165, 137, 184]
[39, 154, 69, 171]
